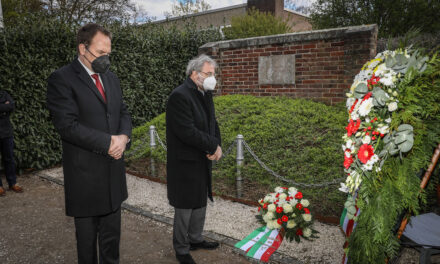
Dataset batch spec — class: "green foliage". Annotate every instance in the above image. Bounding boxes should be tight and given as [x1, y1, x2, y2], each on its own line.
[223, 8, 292, 40]
[347, 54, 440, 263]
[0, 17, 221, 171]
[309, 0, 440, 38]
[127, 95, 348, 216]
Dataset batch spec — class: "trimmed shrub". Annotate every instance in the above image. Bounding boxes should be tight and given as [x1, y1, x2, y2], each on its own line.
[127, 95, 348, 216]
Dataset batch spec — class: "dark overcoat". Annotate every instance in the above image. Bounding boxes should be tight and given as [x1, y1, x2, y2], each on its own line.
[47, 58, 132, 217]
[166, 77, 221, 209]
[0, 90, 14, 139]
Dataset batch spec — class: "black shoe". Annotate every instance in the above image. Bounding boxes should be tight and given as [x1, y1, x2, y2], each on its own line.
[190, 240, 219, 251]
[176, 253, 196, 264]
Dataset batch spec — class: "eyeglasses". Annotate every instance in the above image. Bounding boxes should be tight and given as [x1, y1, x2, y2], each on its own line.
[199, 71, 215, 77]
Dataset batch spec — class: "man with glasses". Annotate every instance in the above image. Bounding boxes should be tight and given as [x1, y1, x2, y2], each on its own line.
[47, 23, 132, 264]
[166, 54, 222, 264]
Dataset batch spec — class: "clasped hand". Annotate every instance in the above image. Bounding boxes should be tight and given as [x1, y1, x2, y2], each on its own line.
[207, 145, 222, 161]
[108, 135, 129, 160]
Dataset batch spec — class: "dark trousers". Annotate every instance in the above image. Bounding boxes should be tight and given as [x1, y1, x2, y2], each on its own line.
[0, 137, 16, 187]
[173, 206, 206, 255]
[74, 207, 121, 264]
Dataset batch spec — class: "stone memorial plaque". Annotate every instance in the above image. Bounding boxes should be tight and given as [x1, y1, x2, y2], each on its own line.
[258, 54, 295, 85]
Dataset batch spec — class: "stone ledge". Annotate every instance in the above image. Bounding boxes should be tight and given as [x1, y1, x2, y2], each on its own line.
[200, 24, 378, 53]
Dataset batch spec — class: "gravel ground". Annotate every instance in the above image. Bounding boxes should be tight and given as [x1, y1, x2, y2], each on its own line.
[36, 167, 439, 264]
[0, 174, 250, 264]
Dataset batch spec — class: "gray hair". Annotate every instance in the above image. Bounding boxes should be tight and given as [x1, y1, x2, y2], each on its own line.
[185, 54, 217, 76]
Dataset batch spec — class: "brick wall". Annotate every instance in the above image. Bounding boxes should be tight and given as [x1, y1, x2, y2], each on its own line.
[199, 25, 378, 105]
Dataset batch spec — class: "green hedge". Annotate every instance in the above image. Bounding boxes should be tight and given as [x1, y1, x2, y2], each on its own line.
[127, 95, 348, 216]
[0, 18, 221, 171]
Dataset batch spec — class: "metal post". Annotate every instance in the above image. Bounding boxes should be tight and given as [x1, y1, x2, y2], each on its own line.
[149, 125, 156, 177]
[0, 0, 3, 29]
[236, 134, 244, 198]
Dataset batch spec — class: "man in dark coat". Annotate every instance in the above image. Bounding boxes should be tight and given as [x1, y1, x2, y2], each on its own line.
[166, 54, 222, 264]
[0, 90, 23, 196]
[47, 23, 132, 264]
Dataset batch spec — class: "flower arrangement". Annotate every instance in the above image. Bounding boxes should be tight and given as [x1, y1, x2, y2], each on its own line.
[339, 48, 428, 219]
[256, 186, 318, 242]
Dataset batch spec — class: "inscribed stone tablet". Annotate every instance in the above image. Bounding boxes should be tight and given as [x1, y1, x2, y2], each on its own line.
[258, 54, 295, 85]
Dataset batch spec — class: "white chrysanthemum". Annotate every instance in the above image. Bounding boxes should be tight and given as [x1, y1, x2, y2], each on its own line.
[287, 220, 296, 229]
[289, 199, 298, 206]
[374, 63, 387, 76]
[301, 199, 310, 207]
[351, 112, 360, 121]
[362, 136, 371, 144]
[388, 102, 398, 112]
[268, 204, 276, 212]
[274, 187, 284, 193]
[303, 228, 312, 238]
[345, 139, 353, 149]
[380, 75, 395, 87]
[385, 118, 392, 124]
[302, 214, 312, 222]
[363, 163, 373, 171]
[358, 98, 374, 116]
[283, 203, 293, 213]
[266, 221, 274, 229]
[263, 195, 271, 203]
[263, 212, 275, 222]
[370, 154, 379, 163]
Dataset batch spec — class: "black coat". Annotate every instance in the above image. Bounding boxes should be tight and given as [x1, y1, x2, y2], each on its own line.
[47, 58, 132, 217]
[0, 90, 14, 139]
[166, 77, 221, 209]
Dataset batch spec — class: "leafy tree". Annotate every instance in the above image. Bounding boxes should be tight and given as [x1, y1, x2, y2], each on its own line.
[1, 0, 45, 26]
[164, 0, 211, 18]
[309, 0, 440, 37]
[223, 8, 292, 40]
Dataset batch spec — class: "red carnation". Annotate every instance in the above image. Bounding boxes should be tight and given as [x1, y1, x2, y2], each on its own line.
[263, 203, 268, 210]
[296, 229, 303, 236]
[344, 155, 354, 169]
[304, 208, 310, 214]
[282, 187, 288, 190]
[276, 207, 283, 213]
[345, 119, 361, 137]
[358, 144, 375, 164]
[276, 193, 280, 198]
[295, 192, 303, 199]
[277, 218, 282, 225]
[296, 203, 303, 210]
[282, 215, 289, 222]
[286, 197, 291, 201]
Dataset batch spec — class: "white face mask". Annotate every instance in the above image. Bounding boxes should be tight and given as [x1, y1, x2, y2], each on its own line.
[202, 76, 216, 91]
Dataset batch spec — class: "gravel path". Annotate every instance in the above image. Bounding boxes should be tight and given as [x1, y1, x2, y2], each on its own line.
[39, 167, 345, 264]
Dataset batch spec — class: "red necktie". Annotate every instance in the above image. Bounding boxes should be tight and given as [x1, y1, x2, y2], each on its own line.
[91, 74, 107, 103]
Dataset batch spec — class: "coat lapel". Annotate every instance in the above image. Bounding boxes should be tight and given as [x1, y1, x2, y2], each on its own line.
[72, 59, 107, 106]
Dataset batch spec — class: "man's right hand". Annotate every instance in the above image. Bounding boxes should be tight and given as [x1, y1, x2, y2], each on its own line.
[108, 135, 128, 159]
[207, 145, 222, 161]
[5, 101, 9, 104]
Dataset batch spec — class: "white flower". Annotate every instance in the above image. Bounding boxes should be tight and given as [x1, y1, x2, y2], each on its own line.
[380, 75, 394, 87]
[378, 125, 389, 134]
[288, 187, 298, 196]
[345, 150, 351, 158]
[268, 204, 276, 212]
[363, 163, 373, 171]
[355, 132, 362, 137]
[274, 187, 284, 193]
[303, 228, 312, 238]
[388, 102, 398, 112]
[370, 154, 379, 163]
[392, 91, 398, 97]
[345, 139, 353, 149]
[283, 203, 293, 213]
[362, 136, 371, 144]
[302, 214, 312, 222]
[289, 199, 298, 206]
[272, 220, 281, 229]
[358, 98, 373, 116]
[376, 167, 382, 172]
[263, 212, 275, 222]
[351, 112, 360, 120]
[301, 199, 310, 207]
[287, 220, 296, 229]
[279, 193, 287, 200]
[266, 221, 274, 229]
[339, 183, 349, 193]
[374, 63, 387, 76]
[385, 118, 392, 124]
[263, 195, 271, 203]
[346, 97, 356, 109]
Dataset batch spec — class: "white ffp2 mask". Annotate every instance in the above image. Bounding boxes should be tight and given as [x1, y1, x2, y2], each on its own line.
[203, 76, 216, 91]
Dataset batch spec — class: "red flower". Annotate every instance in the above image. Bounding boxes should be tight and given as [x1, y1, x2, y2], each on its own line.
[346, 119, 361, 137]
[277, 218, 282, 225]
[296, 229, 303, 236]
[296, 203, 303, 210]
[281, 187, 288, 190]
[276, 207, 283, 213]
[362, 92, 373, 102]
[275, 193, 280, 198]
[372, 136, 376, 140]
[258, 207, 261, 212]
[295, 192, 303, 199]
[282, 215, 289, 222]
[304, 208, 310, 214]
[286, 197, 291, 201]
[344, 152, 353, 169]
[263, 203, 268, 210]
[358, 144, 375, 164]
[349, 99, 359, 114]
